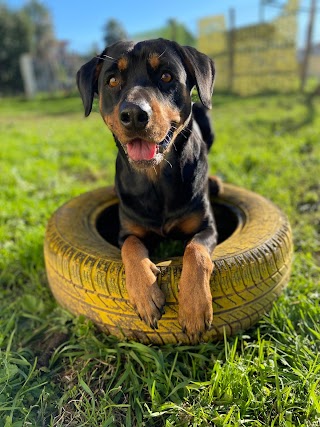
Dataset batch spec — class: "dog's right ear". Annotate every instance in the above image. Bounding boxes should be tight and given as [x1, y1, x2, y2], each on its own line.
[76, 57, 102, 117]
[175, 44, 215, 110]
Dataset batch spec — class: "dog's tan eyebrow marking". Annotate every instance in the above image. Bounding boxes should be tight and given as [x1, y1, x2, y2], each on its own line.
[148, 53, 161, 69]
[117, 56, 129, 71]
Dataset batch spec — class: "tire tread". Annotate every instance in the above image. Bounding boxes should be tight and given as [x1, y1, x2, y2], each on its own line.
[44, 182, 293, 344]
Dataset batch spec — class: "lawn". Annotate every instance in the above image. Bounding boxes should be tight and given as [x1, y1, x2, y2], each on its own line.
[0, 91, 319, 426]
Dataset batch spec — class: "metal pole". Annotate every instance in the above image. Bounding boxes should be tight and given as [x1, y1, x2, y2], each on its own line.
[228, 8, 235, 92]
[300, 0, 316, 92]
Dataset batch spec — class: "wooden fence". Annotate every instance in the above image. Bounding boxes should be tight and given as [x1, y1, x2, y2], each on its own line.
[198, 0, 300, 95]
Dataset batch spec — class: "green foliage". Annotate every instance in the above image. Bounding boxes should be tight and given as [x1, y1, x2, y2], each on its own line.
[0, 0, 55, 94]
[0, 93, 319, 426]
[102, 19, 128, 46]
[0, 5, 31, 94]
[21, 0, 55, 56]
[134, 19, 196, 46]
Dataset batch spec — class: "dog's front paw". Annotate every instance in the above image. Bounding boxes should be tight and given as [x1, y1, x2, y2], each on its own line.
[178, 241, 214, 343]
[122, 236, 166, 329]
[126, 259, 165, 329]
[178, 293, 213, 343]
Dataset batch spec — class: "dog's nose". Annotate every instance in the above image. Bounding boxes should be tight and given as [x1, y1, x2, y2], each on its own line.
[119, 101, 151, 130]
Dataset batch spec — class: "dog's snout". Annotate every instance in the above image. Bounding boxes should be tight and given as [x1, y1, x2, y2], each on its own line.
[119, 101, 151, 130]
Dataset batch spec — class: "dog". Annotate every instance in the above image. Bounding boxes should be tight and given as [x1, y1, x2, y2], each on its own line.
[77, 38, 218, 342]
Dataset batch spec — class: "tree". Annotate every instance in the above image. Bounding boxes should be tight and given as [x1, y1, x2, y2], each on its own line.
[0, 5, 31, 93]
[135, 20, 196, 47]
[21, 0, 60, 92]
[103, 19, 127, 46]
[21, 0, 55, 58]
[166, 19, 196, 46]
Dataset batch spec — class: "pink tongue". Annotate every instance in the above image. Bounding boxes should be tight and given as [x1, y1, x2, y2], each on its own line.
[127, 139, 157, 161]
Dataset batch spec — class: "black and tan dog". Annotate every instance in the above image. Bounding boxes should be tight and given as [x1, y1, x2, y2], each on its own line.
[77, 38, 218, 342]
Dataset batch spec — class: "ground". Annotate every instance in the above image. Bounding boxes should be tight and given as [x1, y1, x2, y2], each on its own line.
[0, 92, 319, 426]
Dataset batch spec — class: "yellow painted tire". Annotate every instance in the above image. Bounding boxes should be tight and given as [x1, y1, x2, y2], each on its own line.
[44, 180, 293, 344]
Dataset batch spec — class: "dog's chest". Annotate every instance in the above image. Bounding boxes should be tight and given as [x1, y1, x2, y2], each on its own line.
[120, 178, 203, 239]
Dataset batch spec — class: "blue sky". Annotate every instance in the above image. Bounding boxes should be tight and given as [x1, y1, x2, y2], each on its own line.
[6, 0, 320, 53]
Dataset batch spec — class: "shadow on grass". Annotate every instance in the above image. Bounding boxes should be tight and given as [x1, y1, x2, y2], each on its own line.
[1, 92, 83, 117]
[280, 94, 317, 133]
[254, 94, 317, 134]
[214, 89, 319, 134]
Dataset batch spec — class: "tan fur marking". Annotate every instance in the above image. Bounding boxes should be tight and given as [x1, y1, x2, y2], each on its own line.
[180, 213, 203, 235]
[144, 96, 181, 149]
[103, 104, 128, 142]
[122, 236, 165, 328]
[103, 95, 182, 150]
[165, 212, 203, 236]
[118, 56, 128, 72]
[148, 53, 160, 69]
[178, 242, 213, 342]
[122, 219, 148, 239]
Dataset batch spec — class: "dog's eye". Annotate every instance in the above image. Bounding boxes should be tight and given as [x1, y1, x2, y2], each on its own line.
[161, 73, 172, 83]
[107, 76, 120, 88]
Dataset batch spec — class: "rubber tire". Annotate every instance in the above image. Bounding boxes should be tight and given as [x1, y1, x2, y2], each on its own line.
[44, 180, 293, 344]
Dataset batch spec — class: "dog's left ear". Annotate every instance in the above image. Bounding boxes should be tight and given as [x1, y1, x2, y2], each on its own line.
[77, 57, 102, 117]
[178, 45, 215, 109]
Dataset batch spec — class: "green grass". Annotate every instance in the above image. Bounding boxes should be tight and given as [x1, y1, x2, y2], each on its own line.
[0, 92, 319, 426]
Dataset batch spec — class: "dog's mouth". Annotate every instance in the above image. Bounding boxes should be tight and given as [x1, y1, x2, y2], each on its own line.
[121, 128, 174, 168]
[126, 139, 158, 161]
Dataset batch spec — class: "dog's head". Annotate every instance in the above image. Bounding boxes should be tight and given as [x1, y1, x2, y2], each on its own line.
[77, 39, 215, 169]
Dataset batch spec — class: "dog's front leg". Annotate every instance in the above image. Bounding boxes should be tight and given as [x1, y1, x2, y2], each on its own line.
[178, 227, 216, 343]
[121, 235, 165, 329]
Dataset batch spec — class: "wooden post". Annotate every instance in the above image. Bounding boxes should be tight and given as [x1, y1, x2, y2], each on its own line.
[300, 0, 316, 92]
[19, 53, 37, 99]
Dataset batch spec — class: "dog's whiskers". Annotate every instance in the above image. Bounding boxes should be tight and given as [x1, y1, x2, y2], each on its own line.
[96, 54, 116, 61]
[164, 158, 173, 168]
[180, 129, 190, 138]
[158, 49, 167, 58]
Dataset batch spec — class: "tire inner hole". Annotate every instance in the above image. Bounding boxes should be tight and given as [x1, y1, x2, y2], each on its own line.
[96, 201, 239, 258]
